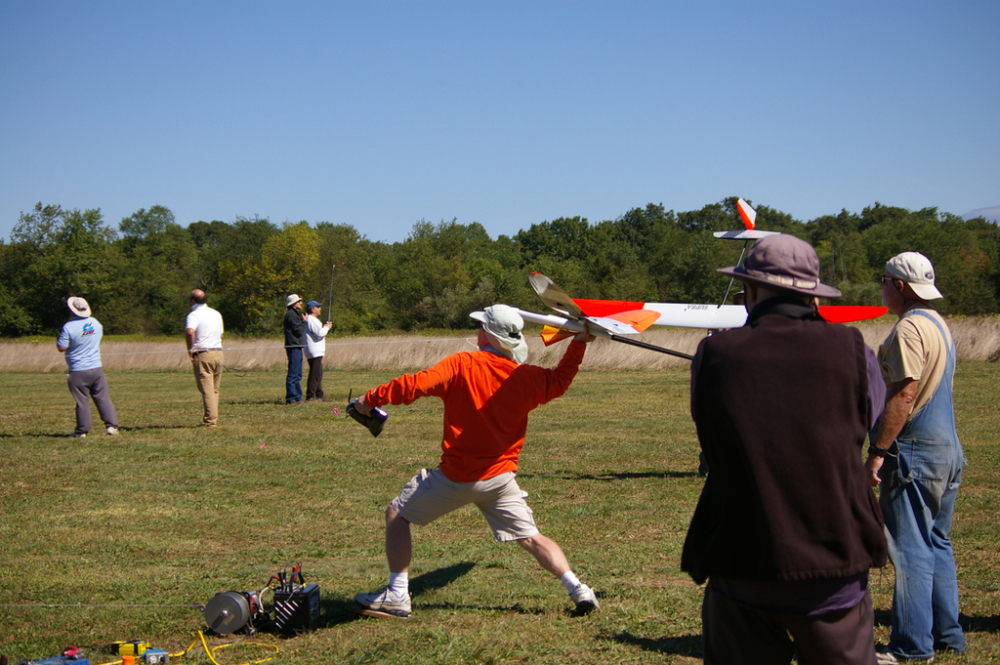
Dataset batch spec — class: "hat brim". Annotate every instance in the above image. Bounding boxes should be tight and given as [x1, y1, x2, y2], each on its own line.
[469, 311, 486, 323]
[717, 266, 842, 299]
[908, 282, 943, 300]
[67, 298, 91, 317]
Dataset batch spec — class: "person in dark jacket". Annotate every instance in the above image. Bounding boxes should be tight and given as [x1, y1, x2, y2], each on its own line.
[682, 234, 888, 665]
[283, 294, 307, 404]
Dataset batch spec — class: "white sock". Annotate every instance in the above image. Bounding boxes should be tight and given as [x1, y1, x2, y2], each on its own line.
[560, 571, 581, 594]
[389, 572, 409, 596]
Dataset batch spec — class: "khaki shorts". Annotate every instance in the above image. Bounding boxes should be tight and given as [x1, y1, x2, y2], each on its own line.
[391, 468, 539, 542]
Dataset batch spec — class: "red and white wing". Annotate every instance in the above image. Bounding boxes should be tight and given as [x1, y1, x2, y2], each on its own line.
[736, 197, 757, 230]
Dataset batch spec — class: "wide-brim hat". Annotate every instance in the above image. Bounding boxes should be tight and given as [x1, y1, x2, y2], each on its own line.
[886, 252, 943, 300]
[286, 294, 302, 307]
[67, 296, 91, 317]
[469, 304, 529, 364]
[717, 234, 842, 299]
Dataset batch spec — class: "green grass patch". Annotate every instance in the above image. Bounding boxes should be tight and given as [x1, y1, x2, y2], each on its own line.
[1, 364, 998, 663]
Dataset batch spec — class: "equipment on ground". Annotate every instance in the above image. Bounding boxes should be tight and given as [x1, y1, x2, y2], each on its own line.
[142, 650, 169, 665]
[346, 389, 387, 437]
[204, 590, 267, 635]
[17, 647, 87, 665]
[203, 565, 320, 636]
[111, 642, 148, 657]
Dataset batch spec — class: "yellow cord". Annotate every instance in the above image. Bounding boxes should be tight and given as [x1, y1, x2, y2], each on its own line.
[93, 631, 280, 665]
[160, 630, 280, 665]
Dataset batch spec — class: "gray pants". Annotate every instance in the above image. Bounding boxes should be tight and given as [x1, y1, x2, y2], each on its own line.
[67, 368, 118, 435]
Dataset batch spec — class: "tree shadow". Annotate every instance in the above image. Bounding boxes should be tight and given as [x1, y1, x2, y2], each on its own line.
[603, 631, 702, 657]
[519, 470, 698, 481]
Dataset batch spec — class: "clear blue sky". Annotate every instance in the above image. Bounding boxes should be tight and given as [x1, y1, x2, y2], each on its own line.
[2, 1, 997, 244]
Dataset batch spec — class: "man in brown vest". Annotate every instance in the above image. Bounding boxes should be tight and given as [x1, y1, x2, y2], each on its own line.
[682, 234, 887, 665]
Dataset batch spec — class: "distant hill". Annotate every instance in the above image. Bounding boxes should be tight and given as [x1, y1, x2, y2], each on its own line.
[964, 205, 1000, 223]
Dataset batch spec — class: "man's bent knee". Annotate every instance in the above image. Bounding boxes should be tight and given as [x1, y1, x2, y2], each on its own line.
[386, 504, 410, 524]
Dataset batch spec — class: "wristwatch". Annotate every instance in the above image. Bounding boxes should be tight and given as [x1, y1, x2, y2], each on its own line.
[867, 445, 888, 457]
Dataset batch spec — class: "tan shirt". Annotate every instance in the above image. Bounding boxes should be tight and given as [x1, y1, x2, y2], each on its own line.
[878, 305, 952, 420]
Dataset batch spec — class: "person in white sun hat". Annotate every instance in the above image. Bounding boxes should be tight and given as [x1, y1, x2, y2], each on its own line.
[351, 304, 601, 619]
[867, 252, 965, 663]
[56, 297, 120, 438]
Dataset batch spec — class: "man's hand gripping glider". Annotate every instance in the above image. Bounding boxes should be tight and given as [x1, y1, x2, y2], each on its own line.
[352, 305, 599, 619]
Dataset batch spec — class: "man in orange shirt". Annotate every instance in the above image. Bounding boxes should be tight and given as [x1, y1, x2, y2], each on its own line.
[352, 304, 599, 619]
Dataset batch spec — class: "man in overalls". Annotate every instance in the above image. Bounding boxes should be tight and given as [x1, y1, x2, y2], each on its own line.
[866, 252, 965, 663]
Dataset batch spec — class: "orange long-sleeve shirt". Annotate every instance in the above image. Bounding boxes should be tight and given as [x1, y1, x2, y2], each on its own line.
[366, 341, 587, 482]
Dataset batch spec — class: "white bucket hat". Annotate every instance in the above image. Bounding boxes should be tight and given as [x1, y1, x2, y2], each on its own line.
[286, 294, 302, 307]
[886, 252, 943, 300]
[469, 304, 529, 365]
[67, 297, 91, 317]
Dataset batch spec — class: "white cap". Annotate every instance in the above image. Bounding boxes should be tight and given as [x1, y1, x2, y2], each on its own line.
[886, 252, 943, 300]
[286, 294, 302, 307]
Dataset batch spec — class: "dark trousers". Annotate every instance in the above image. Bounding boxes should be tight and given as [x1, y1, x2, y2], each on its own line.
[702, 580, 877, 665]
[285, 347, 303, 403]
[67, 368, 118, 434]
[306, 356, 325, 400]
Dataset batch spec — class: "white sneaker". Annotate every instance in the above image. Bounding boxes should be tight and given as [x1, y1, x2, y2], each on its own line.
[70, 432, 86, 438]
[354, 586, 412, 618]
[570, 583, 600, 614]
[106, 426, 119, 436]
[876, 649, 934, 664]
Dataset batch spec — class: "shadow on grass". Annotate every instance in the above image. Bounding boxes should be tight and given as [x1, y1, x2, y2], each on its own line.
[410, 561, 476, 597]
[0, 425, 188, 437]
[604, 631, 702, 657]
[418, 601, 548, 615]
[318, 562, 477, 627]
[865, 609, 999, 636]
[520, 470, 699, 481]
[963, 613, 1000, 634]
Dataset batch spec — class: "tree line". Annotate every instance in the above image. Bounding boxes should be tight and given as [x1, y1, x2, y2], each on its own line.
[2, 198, 998, 338]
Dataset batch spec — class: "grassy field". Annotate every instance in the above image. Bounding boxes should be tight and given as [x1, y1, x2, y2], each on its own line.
[1, 355, 998, 663]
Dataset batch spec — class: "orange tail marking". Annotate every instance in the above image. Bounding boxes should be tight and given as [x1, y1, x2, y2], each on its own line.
[606, 309, 661, 332]
[540, 326, 576, 345]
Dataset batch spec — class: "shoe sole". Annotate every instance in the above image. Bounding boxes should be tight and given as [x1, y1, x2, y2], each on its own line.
[352, 605, 411, 620]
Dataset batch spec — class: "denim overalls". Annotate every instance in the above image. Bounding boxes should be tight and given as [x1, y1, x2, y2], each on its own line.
[877, 309, 965, 658]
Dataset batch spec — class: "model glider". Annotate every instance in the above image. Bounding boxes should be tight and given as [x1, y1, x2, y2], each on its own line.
[515, 200, 885, 353]
[573, 198, 887, 328]
[514, 273, 693, 360]
[572, 298, 887, 329]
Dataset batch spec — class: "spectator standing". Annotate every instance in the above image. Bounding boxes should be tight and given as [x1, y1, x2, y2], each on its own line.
[303, 300, 333, 402]
[866, 252, 965, 663]
[283, 294, 306, 404]
[57, 297, 119, 438]
[682, 234, 887, 665]
[184, 289, 224, 428]
[351, 304, 600, 619]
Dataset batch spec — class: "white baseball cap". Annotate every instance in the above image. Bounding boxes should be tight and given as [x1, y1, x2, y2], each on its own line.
[886, 252, 943, 300]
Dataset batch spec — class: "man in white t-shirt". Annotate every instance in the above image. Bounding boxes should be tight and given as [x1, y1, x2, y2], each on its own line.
[184, 289, 225, 428]
[303, 300, 333, 401]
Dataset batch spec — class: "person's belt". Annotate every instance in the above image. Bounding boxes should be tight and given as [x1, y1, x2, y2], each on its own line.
[192, 348, 223, 354]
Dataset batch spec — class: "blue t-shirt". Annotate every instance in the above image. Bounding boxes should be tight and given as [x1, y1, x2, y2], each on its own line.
[57, 316, 104, 372]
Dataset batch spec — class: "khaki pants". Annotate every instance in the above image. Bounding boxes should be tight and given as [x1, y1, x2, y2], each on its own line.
[192, 350, 223, 427]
